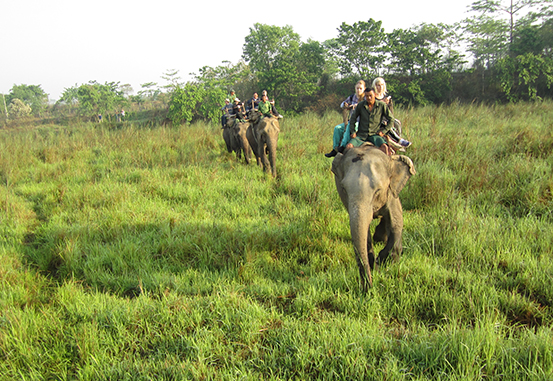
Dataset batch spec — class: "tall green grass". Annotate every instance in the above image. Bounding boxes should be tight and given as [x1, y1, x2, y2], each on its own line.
[0, 103, 552, 379]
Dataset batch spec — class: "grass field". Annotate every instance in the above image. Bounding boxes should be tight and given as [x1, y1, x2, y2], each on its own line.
[1, 102, 552, 380]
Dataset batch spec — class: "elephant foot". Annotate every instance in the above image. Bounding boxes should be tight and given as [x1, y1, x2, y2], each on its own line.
[376, 250, 395, 267]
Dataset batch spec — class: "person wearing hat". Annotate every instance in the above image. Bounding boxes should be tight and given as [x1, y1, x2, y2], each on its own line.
[232, 98, 247, 122]
[343, 87, 395, 156]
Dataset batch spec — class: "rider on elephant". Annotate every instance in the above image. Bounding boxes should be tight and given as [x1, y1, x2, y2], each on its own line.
[221, 98, 233, 129]
[373, 77, 412, 150]
[258, 94, 274, 118]
[232, 98, 247, 123]
[261, 90, 283, 118]
[246, 92, 260, 112]
[325, 80, 366, 158]
[344, 87, 395, 156]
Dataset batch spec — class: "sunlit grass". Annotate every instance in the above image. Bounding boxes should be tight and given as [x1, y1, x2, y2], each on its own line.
[1, 102, 552, 379]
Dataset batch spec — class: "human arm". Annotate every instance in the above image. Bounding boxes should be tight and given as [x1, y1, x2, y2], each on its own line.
[386, 97, 393, 113]
[380, 103, 394, 134]
[341, 95, 355, 110]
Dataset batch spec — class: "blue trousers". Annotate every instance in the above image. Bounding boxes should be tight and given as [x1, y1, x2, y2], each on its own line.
[332, 122, 358, 148]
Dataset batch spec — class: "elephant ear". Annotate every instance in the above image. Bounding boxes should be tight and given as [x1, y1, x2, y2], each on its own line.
[331, 152, 344, 180]
[389, 155, 416, 198]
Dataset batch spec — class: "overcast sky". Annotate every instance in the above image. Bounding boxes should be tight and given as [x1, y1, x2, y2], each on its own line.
[2, 0, 476, 101]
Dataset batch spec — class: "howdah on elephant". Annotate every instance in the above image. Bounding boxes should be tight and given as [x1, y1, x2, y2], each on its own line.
[223, 116, 252, 164]
[247, 111, 280, 177]
[331, 144, 416, 292]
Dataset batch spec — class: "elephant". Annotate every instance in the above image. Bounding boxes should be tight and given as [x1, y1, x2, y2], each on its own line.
[223, 116, 252, 164]
[331, 144, 416, 292]
[246, 110, 280, 177]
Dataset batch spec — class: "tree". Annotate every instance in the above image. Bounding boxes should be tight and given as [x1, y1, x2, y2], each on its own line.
[6, 84, 48, 116]
[329, 19, 387, 77]
[54, 84, 80, 117]
[462, 14, 510, 69]
[469, 0, 553, 44]
[119, 84, 134, 97]
[58, 85, 79, 106]
[138, 82, 161, 101]
[538, 18, 553, 57]
[193, 60, 255, 97]
[8, 98, 32, 119]
[463, 0, 553, 62]
[388, 23, 460, 76]
[242, 23, 325, 111]
[167, 83, 226, 125]
[386, 23, 464, 105]
[497, 52, 553, 100]
[75, 81, 126, 120]
[161, 69, 183, 91]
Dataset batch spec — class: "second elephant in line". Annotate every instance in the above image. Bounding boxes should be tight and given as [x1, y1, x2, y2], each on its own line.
[223, 112, 280, 177]
[223, 116, 252, 164]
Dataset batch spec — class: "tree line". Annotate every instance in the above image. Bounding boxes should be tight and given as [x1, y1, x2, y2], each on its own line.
[2, 0, 552, 125]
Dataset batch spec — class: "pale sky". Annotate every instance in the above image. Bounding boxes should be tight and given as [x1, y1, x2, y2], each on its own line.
[2, 0, 475, 101]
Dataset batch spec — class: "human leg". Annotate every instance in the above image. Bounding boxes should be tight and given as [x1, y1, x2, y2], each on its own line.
[345, 137, 364, 150]
[325, 123, 346, 158]
[388, 122, 411, 148]
[368, 135, 392, 156]
[271, 104, 283, 118]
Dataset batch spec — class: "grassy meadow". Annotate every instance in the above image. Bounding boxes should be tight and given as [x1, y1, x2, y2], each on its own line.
[1, 101, 552, 380]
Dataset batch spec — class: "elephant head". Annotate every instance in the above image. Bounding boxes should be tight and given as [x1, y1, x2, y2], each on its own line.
[223, 116, 252, 164]
[223, 116, 237, 153]
[331, 144, 415, 292]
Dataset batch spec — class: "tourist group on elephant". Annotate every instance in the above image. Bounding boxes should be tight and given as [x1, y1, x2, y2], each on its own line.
[220, 78, 416, 292]
[221, 89, 282, 177]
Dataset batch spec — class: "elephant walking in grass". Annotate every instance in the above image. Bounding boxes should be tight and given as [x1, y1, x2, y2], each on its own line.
[247, 111, 280, 177]
[223, 116, 252, 164]
[331, 144, 416, 292]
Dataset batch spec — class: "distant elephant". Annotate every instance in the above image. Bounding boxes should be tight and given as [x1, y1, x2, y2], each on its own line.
[331, 144, 416, 292]
[223, 116, 252, 164]
[247, 111, 280, 177]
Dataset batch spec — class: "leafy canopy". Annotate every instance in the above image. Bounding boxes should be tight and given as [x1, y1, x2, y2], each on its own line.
[6, 84, 48, 116]
[242, 23, 325, 112]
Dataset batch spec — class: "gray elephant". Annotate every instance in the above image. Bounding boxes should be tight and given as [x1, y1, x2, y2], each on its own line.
[331, 144, 416, 292]
[247, 111, 280, 177]
[223, 116, 252, 164]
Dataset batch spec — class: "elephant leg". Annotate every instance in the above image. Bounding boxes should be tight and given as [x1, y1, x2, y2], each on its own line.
[376, 202, 403, 266]
[243, 137, 252, 165]
[373, 217, 388, 243]
[355, 247, 373, 293]
[259, 140, 270, 174]
[367, 228, 376, 271]
[267, 138, 277, 177]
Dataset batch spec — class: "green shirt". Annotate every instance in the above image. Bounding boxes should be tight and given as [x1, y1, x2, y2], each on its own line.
[347, 99, 394, 141]
[258, 100, 272, 116]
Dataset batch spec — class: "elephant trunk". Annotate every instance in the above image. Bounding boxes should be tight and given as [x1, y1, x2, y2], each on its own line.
[267, 136, 277, 177]
[348, 201, 374, 291]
